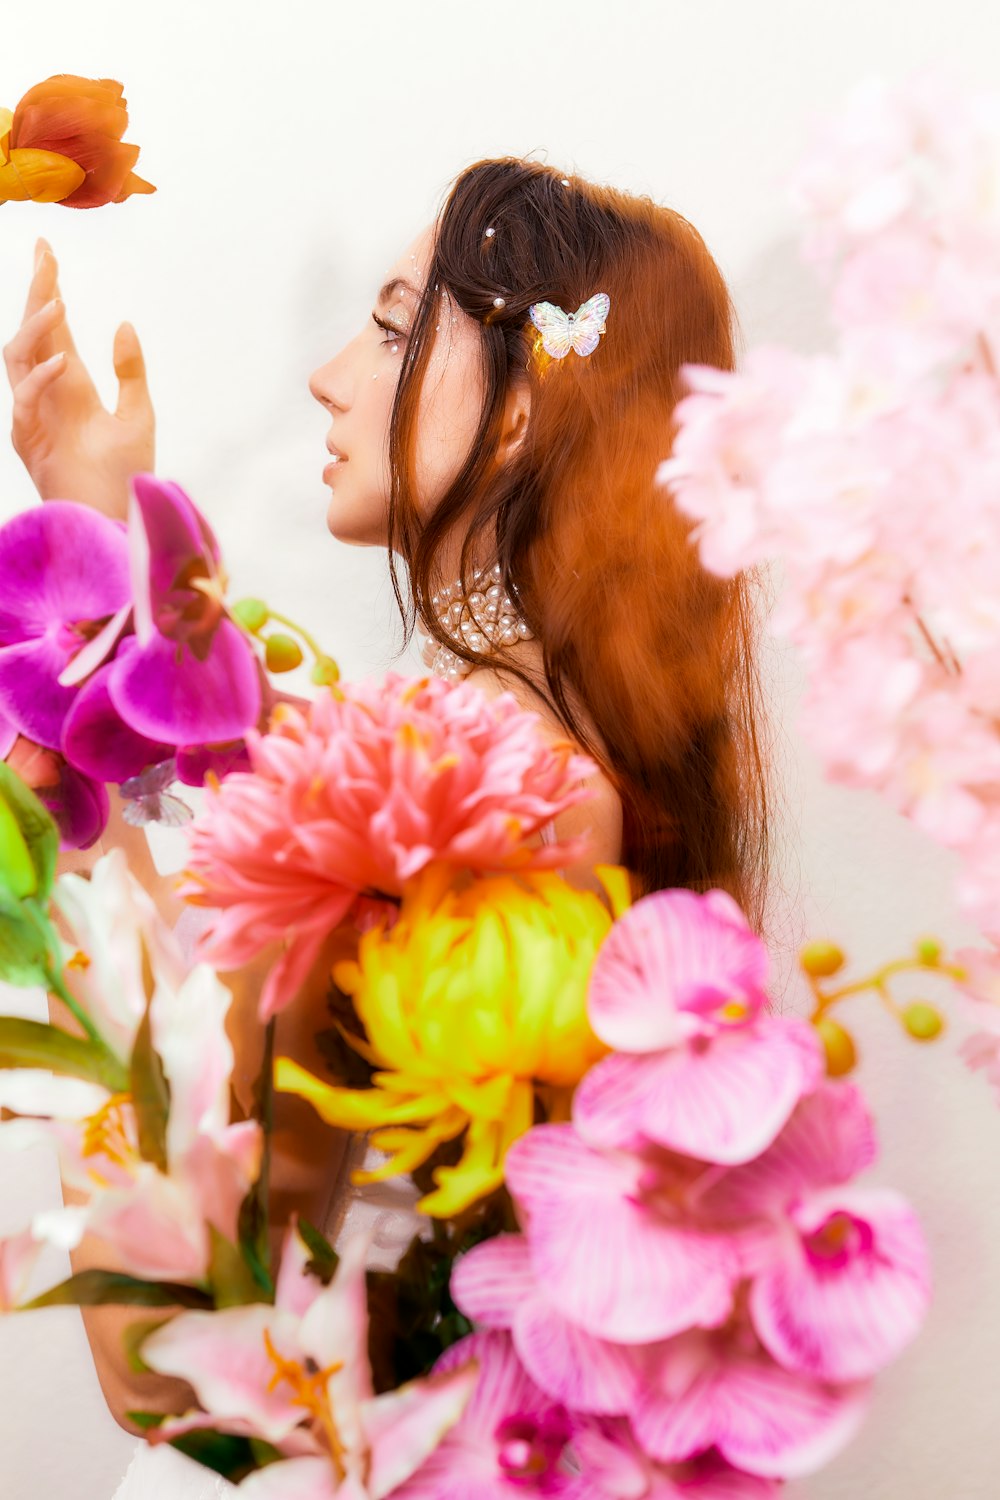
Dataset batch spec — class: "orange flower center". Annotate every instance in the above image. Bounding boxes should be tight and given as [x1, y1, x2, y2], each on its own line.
[80, 1092, 135, 1180]
[263, 1327, 347, 1480]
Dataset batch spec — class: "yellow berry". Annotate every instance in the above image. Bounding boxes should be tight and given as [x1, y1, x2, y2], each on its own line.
[800, 940, 846, 978]
[813, 1016, 857, 1077]
[311, 655, 341, 686]
[231, 597, 269, 633]
[915, 937, 942, 965]
[902, 1002, 944, 1042]
[265, 633, 304, 672]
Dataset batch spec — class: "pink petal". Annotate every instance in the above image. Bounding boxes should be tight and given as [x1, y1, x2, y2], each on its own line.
[140, 1305, 306, 1444]
[750, 1187, 930, 1382]
[451, 1235, 536, 1329]
[505, 1126, 737, 1343]
[238, 1457, 337, 1500]
[364, 1363, 480, 1498]
[574, 1018, 823, 1164]
[634, 1334, 870, 1479]
[108, 617, 261, 744]
[57, 601, 131, 686]
[587, 887, 770, 1053]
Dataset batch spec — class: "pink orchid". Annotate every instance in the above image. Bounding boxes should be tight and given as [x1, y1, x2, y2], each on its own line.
[452, 1233, 643, 1416]
[571, 1419, 780, 1498]
[0, 849, 261, 1281]
[501, 1124, 741, 1344]
[630, 1325, 869, 1480]
[703, 1082, 931, 1384]
[141, 1227, 478, 1499]
[389, 1330, 579, 1498]
[180, 672, 598, 1018]
[573, 887, 822, 1165]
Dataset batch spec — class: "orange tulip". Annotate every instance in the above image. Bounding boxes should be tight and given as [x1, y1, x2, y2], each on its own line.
[0, 74, 155, 208]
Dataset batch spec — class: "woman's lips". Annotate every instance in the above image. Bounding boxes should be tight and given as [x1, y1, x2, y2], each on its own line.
[323, 450, 348, 481]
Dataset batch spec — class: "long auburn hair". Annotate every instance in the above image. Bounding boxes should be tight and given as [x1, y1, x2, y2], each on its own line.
[385, 158, 775, 937]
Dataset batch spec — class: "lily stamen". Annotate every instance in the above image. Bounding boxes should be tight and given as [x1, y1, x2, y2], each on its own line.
[262, 1327, 347, 1479]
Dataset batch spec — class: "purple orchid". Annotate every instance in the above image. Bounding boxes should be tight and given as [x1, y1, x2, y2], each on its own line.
[571, 1420, 781, 1498]
[574, 887, 823, 1164]
[106, 474, 261, 745]
[0, 502, 131, 749]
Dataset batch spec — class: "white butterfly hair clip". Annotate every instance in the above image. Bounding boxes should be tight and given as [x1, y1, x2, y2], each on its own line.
[528, 292, 611, 359]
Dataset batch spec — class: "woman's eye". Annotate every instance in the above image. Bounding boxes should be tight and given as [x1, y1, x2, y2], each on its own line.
[371, 312, 404, 349]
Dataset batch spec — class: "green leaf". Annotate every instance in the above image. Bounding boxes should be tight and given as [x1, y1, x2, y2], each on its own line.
[207, 1225, 272, 1308]
[297, 1216, 339, 1286]
[129, 987, 170, 1172]
[125, 1410, 165, 1431]
[237, 1019, 274, 1279]
[168, 1430, 276, 1483]
[122, 1316, 172, 1375]
[0, 761, 58, 900]
[0, 795, 36, 899]
[0, 896, 58, 989]
[0, 1016, 128, 1091]
[21, 1269, 214, 1311]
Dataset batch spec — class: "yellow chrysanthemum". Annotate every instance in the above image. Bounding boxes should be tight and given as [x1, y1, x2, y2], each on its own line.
[274, 860, 632, 1217]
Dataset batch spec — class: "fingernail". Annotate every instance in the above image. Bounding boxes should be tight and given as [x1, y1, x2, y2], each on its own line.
[42, 352, 65, 368]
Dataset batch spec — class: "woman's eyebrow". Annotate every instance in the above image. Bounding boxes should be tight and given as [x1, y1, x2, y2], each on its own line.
[377, 276, 419, 304]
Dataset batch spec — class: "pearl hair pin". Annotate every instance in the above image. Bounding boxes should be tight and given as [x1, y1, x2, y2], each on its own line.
[418, 562, 534, 682]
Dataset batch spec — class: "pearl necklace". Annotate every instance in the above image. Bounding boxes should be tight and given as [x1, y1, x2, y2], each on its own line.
[417, 562, 534, 682]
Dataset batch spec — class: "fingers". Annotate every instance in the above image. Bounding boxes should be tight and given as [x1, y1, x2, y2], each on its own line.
[23, 238, 79, 361]
[113, 321, 153, 423]
[3, 297, 66, 388]
[9, 352, 67, 451]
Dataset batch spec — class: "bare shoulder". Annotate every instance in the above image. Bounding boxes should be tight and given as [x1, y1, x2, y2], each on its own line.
[463, 661, 623, 873]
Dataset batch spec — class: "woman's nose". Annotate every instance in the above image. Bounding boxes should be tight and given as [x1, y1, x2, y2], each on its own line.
[308, 356, 348, 412]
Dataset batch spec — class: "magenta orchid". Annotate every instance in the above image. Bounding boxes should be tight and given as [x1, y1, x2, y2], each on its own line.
[0, 501, 131, 748]
[140, 1227, 478, 1499]
[571, 1420, 781, 1498]
[389, 1330, 579, 1498]
[573, 887, 823, 1164]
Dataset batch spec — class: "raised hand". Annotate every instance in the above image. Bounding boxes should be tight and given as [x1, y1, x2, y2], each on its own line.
[4, 237, 155, 520]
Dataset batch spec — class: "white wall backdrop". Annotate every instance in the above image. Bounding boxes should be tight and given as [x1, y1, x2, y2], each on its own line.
[2, 2, 999, 1496]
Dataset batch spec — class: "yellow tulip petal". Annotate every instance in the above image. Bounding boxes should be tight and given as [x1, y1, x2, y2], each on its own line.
[0, 147, 85, 204]
[360, 1111, 467, 1182]
[274, 1055, 447, 1129]
[0, 109, 13, 164]
[418, 1117, 508, 1218]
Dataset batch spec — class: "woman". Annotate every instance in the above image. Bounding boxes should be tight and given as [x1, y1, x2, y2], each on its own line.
[4, 157, 774, 1492]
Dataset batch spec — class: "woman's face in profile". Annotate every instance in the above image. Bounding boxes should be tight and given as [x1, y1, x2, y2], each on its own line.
[309, 224, 486, 549]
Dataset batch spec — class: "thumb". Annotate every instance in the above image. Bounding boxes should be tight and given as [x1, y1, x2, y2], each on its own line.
[113, 321, 153, 421]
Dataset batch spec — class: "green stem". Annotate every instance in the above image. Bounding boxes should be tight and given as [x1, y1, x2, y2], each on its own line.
[45, 962, 108, 1050]
[265, 609, 328, 663]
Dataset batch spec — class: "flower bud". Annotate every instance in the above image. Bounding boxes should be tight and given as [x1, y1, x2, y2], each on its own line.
[902, 1002, 944, 1042]
[915, 936, 942, 965]
[231, 597, 269, 634]
[264, 633, 304, 673]
[800, 939, 846, 978]
[311, 655, 341, 687]
[814, 1016, 857, 1077]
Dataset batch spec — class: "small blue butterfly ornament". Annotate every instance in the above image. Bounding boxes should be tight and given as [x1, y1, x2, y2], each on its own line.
[528, 292, 611, 359]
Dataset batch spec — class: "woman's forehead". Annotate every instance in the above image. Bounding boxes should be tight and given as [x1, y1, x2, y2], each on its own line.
[383, 224, 435, 295]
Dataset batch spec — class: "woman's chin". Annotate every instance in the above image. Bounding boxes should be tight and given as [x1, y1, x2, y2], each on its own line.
[325, 495, 386, 548]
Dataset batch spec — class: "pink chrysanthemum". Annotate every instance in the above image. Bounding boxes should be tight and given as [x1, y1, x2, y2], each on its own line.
[180, 673, 598, 1018]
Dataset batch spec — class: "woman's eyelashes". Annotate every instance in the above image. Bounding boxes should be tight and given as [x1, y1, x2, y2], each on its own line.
[371, 311, 405, 349]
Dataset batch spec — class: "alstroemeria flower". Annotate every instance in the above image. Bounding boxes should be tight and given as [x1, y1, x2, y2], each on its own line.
[181, 671, 601, 1017]
[106, 474, 261, 746]
[500, 1124, 742, 1345]
[703, 1082, 931, 1384]
[0, 74, 155, 208]
[0, 1228, 45, 1312]
[390, 1331, 580, 1498]
[628, 1324, 869, 1480]
[574, 888, 823, 1164]
[0, 849, 261, 1281]
[275, 863, 631, 1217]
[140, 1227, 478, 1499]
[0, 502, 131, 749]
